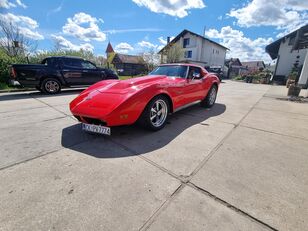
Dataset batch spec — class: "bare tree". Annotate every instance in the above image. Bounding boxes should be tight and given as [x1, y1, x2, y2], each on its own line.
[165, 43, 183, 63]
[0, 19, 37, 58]
[140, 48, 160, 71]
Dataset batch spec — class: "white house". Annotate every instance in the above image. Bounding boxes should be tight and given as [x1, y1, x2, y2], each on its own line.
[266, 24, 308, 88]
[158, 29, 228, 69]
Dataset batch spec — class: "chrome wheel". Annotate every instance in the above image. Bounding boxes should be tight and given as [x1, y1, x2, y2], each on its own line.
[45, 80, 60, 93]
[150, 99, 168, 128]
[209, 87, 217, 105]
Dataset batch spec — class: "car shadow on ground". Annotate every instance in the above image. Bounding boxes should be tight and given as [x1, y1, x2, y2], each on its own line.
[0, 88, 85, 102]
[61, 103, 226, 158]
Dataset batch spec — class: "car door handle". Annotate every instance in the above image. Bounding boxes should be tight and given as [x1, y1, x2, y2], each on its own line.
[82, 70, 89, 73]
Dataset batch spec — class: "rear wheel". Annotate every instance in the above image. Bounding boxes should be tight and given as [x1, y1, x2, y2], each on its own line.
[201, 85, 217, 108]
[139, 95, 169, 131]
[41, 78, 61, 94]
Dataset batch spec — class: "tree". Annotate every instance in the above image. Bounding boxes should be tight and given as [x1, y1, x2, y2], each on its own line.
[140, 48, 160, 71]
[0, 19, 37, 58]
[165, 43, 183, 63]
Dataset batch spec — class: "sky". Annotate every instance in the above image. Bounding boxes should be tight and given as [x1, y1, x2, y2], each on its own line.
[0, 0, 308, 63]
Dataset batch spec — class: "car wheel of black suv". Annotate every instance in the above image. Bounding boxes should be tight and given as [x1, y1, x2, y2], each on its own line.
[139, 95, 169, 131]
[201, 85, 217, 108]
[41, 78, 61, 94]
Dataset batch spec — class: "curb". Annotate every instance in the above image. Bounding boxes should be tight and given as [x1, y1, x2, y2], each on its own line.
[0, 88, 35, 93]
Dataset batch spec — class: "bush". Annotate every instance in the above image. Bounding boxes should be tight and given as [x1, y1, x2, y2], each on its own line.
[0, 49, 26, 84]
[233, 75, 244, 81]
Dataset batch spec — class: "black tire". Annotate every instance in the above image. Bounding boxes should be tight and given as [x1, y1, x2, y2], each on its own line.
[41, 78, 61, 94]
[201, 85, 218, 108]
[139, 95, 170, 131]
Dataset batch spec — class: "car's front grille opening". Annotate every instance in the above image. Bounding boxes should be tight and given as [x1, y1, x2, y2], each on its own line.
[80, 116, 107, 126]
[74, 115, 82, 122]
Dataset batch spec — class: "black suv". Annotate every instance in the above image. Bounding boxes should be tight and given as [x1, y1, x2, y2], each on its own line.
[10, 56, 118, 94]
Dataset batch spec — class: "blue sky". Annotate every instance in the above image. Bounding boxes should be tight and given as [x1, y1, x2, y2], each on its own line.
[1, 0, 308, 63]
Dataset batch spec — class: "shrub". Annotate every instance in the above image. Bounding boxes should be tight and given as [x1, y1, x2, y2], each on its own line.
[0, 49, 26, 84]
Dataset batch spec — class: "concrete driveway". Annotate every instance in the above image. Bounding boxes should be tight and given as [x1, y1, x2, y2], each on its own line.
[0, 81, 307, 231]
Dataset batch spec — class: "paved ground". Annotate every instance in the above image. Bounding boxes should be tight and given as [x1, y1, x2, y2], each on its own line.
[0, 81, 307, 231]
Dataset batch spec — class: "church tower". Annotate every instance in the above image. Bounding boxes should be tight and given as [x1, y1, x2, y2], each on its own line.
[105, 42, 115, 68]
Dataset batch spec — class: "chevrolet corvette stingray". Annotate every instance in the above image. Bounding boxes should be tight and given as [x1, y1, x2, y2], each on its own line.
[70, 63, 220, 135]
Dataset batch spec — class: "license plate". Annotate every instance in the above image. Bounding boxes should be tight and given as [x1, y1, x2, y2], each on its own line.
[82, 123, 111, 135]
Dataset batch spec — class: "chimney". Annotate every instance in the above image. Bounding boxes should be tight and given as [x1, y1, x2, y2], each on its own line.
[167, 36, 171, 44]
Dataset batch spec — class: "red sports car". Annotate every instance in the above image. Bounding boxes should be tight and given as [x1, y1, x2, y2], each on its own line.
[70, 63, 220, 135]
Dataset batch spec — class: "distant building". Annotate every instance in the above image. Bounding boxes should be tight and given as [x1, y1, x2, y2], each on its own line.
[105, 42, 147, 76]
[266, 24, 308, 87]
[241, 61, 266, 73]
[158, 29, 228, 69]
[225, 58, 247, 78]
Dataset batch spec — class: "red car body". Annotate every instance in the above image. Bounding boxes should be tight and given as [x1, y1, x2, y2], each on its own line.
[70, 63, 220, 128]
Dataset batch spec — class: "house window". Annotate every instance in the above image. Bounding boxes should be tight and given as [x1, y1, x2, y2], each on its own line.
[183, 38, 190, 48]
[184, 50, 192, 58]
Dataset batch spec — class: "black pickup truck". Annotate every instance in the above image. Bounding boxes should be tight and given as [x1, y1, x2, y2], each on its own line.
[10, 56, 118, 94]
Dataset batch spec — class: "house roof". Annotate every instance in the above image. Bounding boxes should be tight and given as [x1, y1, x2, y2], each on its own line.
[225, 58, 242, 66]
[266, 24, 308, 60]
[242, 61, 265, 68]
[158, 29, 229, 54]
[113, 53, 145, 64]
[105, 42, 114, 53]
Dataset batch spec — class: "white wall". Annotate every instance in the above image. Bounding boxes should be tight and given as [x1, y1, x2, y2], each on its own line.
[298, 51, 308, 88]
[276, 37, 308, 76]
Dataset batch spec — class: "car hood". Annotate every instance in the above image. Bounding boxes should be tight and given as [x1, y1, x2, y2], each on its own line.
[96, 75, 168, 94]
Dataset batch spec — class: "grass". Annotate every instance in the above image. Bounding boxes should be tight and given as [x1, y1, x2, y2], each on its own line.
[119, 76, 134, 80]
[0, 82, 11, 90]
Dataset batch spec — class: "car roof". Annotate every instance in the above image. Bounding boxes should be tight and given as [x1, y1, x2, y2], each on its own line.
[46, 56, 84, 60]
[159, 63, 205, 69]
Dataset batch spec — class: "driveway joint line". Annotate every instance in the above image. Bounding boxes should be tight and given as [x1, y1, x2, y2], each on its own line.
[187, 86, 269, 180]
[0, 136, 97, 171]
[239, 124, 308, 141]
[30, 96, 75, 121]
[253, 106, 308, 117]
[187, 182, 278, 231]
[139, 184, 185, 231]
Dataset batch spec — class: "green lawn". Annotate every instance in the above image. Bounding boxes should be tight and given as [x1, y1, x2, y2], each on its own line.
[119, 76, 134, 80]
[0, 82, 11, 90]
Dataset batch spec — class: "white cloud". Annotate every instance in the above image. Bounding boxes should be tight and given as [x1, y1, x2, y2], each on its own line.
[228, 0, 308, 36]
[158, 36, 175, 45]
[0, 0, 15, 8]
[47, 2, 63, 16]
[62, 12, 106, 42]
[0, 0, 26, 8]
[205, 26, 273, 62]
[158, 36, 167, 45]
[0, 13, 44, 40]
[138, 40, 157, 49]
[132, 0, 205, 18]
[51, 35, 94, 52]
[16, 0, 26, 8]
[115, 42, 134, 54]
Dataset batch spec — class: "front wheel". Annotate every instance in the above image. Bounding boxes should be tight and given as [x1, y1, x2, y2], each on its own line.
[139, 95, 169, 131]
[201, 85, 218, 108]
[41, 78, 61, 94]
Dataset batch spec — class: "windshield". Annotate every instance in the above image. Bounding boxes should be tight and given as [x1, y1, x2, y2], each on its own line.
[149, 65, 188, 78]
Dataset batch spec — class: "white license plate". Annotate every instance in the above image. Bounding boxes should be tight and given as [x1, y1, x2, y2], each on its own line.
[82, 123, 111, 135]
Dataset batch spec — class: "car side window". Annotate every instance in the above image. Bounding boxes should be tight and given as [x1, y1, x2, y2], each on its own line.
[63, 58, 82, 68]
[188, 67, 202, 79]
[81, 61, 96, 69]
